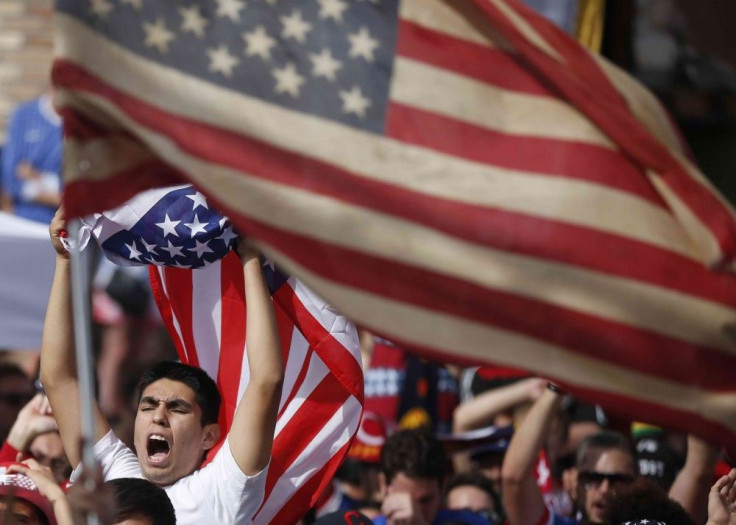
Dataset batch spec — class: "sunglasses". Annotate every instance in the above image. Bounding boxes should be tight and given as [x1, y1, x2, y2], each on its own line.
[578, 471, 635, 490]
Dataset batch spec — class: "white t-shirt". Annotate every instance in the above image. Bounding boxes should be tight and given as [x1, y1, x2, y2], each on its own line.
[71, 431, 268, 524]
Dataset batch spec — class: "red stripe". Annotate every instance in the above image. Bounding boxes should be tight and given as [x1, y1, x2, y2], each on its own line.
[161, 267, 199, 368]
[148, 267, 185, 354]
[215, 252, 247, 437]
[386, 103, 665, 206]
[55, 63, 736, 308]
[467, 0, 736, 261]
[264, 438, 354, 524]
[397, 19, 554, 97]
[261, 374, 351, 505]
[219, 216, 736, 391]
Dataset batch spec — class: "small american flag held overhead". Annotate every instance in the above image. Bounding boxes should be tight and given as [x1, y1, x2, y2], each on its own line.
[54, 0, 736, 453]
[83, 186, 364, 524]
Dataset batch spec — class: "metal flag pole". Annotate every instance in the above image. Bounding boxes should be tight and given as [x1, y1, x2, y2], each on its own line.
[67, 218, 100, 525]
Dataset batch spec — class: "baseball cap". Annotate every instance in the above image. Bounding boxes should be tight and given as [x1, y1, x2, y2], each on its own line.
[347, 412, 389, 464]
[314, 510, 374, 525]
[0, 463, 57, 525]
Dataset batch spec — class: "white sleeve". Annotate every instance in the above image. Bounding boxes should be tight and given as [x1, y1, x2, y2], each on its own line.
[165, 439, 268, 524]
[70, 431, 143, 483]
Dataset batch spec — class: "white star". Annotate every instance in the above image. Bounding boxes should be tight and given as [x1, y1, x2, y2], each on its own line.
[218, 217, 228, 229]
[243, 26, 276, 61]
[272, 62, 305, 98]
[145, 255, 163, 266]
[262, 258, 276, 271]
[125, 241, 142, 261]
[143, 18, 175, 54]
[190, 239, 214, 258]
[219, 226, 238, 245]
[186, 191, 209, 210]
[161, 240, 184, 259]
[120, 0, 142, 8]
[140, 238, 158, 255]
[207, 45, 239, 77]
[215, 0, 246, 22]
[280, 10, 312, 44]
[156, 214, 181, 238]
[179, 5, 208, 38]
[90, 0, 114, 18]
[172, 261, 189, 269]
[184, 214, 209, 237]
[347, 26, 379, 62]
[339, 85, 371, 117]
[317, 0, 348, 23]
[310, 48, 342, 81]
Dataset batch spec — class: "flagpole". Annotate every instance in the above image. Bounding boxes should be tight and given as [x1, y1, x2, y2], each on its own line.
[68, 219, 100, 525]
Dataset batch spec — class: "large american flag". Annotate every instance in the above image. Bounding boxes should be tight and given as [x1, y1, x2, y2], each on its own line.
[54, 0, 736, 451]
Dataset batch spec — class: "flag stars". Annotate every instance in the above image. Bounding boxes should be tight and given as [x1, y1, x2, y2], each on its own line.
[215, 0, 246, 22]
[219, 225, 238, 246]
[310, 49, 342, 82]
[161, 240, 185, 259]
[125, 241, 143, 261]
[143, 18, 175, 54]
[179, 6, 209, 38]
[243, 26, 276, 61]
[272, 62, 305, 98]
[207, 45, 240, 77]
[156, 214, 181, 238]
[190, 239, 214, 258]
[280, 10, 312, 44]
[184, 214, 209, 237]
[140, 238, 158, 255]
[317, 0, 349, 23]
[90, 0, 114, 19]
[339, 86, 371, 118]
[186, 191, 209, 210]
[348, 27, 379, 62]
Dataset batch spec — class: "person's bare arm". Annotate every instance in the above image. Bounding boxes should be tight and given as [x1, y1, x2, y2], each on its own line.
[669, 434, 719, 523]
[453, 377, 546, 432]
[39, 207, 109, 467]
[227, 242, 284, 475]
[707, 468, 736, 525]
[502, 386, 563, 525]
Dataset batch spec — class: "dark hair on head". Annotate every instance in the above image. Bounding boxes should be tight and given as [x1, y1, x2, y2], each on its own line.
[602, 477, 695, 525]
[445, 471, 496, 500]
[380, 428, 446, 486]
[137, 361, 221, 426]
[0, 362, 29, 380]
[107, 478, 176, 525]
[576, 431, 634, 471]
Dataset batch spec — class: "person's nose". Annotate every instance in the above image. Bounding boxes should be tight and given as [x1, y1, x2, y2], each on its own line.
[152, 404, 168, 426]
[598, 478, 612, 494]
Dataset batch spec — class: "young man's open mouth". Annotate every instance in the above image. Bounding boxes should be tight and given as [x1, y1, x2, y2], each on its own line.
[147, 434, 171, 465]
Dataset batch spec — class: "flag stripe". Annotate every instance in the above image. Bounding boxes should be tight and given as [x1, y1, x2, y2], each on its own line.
[397, 19, 551, 96]
[163, 267, 199, 367]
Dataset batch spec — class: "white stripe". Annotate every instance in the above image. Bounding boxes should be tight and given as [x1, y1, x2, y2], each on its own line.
[259, 249, 736, 433]
[485, 0, 563, 60]
[191, 261, 222, 380]
[400, 0, 497, 47]
[255, 396, 362, 524]
[157, 267, 188, 362]
[278, 325, 310, 413]
[54, 16, 701, 261]
[392, 56, 614, 146]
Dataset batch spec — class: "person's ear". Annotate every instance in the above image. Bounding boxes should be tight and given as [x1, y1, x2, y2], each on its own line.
[202, 423, 221, 450]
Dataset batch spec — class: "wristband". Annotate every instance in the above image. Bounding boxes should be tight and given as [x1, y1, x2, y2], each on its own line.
[547, 382, 566, 395]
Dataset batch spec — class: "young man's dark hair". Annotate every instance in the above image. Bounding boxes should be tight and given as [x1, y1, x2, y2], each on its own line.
[445, 472, 496, 500]
[576, 431, 634, 470]
[602, 478, 695, 525]
[137, 361, 221, 426]
[380, 428, 447, 485]
[107, 478, 176, 525]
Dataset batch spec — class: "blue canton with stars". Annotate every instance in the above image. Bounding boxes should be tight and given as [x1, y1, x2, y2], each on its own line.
[102, 186, 237, 269]
[57, 0, 400, 134]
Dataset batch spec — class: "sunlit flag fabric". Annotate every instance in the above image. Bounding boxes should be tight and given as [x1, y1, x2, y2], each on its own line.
[54, 0, 736, 450]
[79, 187, 364, 524]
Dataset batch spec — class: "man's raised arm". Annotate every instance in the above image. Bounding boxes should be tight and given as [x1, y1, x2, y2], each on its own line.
[227, 241, 284, 476]
[39, 207, 109, 467]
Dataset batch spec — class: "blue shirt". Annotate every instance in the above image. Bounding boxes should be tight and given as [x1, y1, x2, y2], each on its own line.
[373, 508, 493, 525]
[1, 95, 62, 224]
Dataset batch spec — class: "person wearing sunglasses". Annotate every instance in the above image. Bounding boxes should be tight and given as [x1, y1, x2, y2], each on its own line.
[501, 383, 718, 525]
